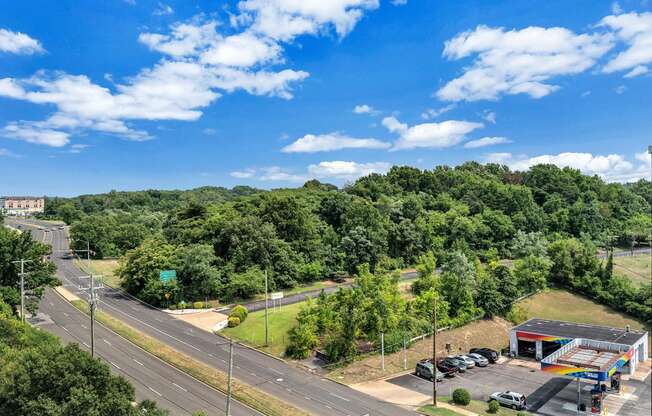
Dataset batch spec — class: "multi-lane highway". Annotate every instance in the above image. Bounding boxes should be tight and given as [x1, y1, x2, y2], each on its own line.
[9, 218, 416, 416]
[17, 222, 258, 416]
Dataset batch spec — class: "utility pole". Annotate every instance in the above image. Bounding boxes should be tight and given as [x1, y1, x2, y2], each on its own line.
[264, 269, 269, 347]
[432, 294, 438, 407]
[12, 259, 32, 324]
[89, 272, 97, 357]
[226, 338, 234, 416]
[381, 332, 385, 371]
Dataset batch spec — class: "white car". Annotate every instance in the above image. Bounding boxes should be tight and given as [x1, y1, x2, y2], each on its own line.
[489, 391, 527, 410]
[452, 355, 475, 369]
[467, 352, 489, 367]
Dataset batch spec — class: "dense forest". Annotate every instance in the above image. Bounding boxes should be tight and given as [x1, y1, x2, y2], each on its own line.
[38, 162, 652, 361]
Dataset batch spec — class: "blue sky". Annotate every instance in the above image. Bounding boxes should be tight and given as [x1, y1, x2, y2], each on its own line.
[1, 0, 651, 196]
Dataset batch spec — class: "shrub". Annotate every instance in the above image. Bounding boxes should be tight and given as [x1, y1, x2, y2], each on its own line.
[506, 305, 528, 325]
[193, 301, 204, 309]
[168, 304, 177, 310]
[230, 305, 248, 323]
[488, 399, 500, 413]
[227, 316, 241, 328]
[452, 388, 471, 406]
[178, 301, 187, 310]
[516, 412, 528, 416]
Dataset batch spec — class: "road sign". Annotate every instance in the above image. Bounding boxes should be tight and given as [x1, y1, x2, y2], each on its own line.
[270, 291, 284, 300]
[160, 270, 176, 283]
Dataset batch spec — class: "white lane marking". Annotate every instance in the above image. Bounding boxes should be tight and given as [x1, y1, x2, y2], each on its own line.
[81, 324, 88, 329]
[49, 302, 54, 307]
[269, 368, 283, 375]
[133, 359, 144, 366]
[99, 300, 201, 352]
[62, 326, 69, 333]
[207, 353, 214, 357]
[103, 339, 112, 346]
[110, 362, 121, 370]
[172, 383, 188, 392]
[82, 342, 90, 348]
[329, 392, 351, 402]
[148, 387, 162, 397]
[63, 312, 69, 317]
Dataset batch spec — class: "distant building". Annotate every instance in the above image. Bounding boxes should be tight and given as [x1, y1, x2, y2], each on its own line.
[1, 196, 45, 216]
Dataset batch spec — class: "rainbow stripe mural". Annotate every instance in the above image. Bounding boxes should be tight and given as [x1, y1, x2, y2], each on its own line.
[541, 348, 635, 381]
[516, 331, 573, 345]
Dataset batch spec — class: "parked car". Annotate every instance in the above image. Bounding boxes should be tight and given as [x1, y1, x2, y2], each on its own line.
[415, 360, 444, 381]
[466, 352, 489, 367]
[489, 391, 527, 410]
[469, 347, 499, 363]
[435, 359, 459, 377]
[453, 354, 476, 368]
[440, 357, 467, 373]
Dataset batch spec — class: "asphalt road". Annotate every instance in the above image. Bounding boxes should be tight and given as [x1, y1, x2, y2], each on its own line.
[10, 218, 415, 416]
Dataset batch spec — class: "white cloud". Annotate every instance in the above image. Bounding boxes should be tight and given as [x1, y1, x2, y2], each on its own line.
[202, 128, 217, 135]
[353, 104, 378, 115]
[237, 0, 380, 41]
[464, 136, 511, 149]
[486, 151, 648, 182]
[421, 104, 456, 120]
[391, 0, 408, 5]
[0, 148, 20, 158]
[624, 64, 649, 77]
[3, 122, 70, 147]
[153, 2, 174, 16]
[481, 110, 496, 124]
[259, 166, 305, 182]
[635, 151, 650, 163]
[69, 144, 89, 154]
[230, 168, 257, 178]
[139, 21, 219, 58]
[282, 132, 390, 153]
[437, 25, 614, 101]
[601, 12, 652, 76]
[615, 84, 627, 94]
[307, 160, 390, 179]
[382, 116, 483, 150]
[0, 28, 44, 55]
[612, 2, 623, 14]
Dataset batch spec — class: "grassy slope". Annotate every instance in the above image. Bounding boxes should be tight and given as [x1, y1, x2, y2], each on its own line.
[74, 259, 121, 288]
[222, 301, 305, 356]
[613, 255, 651, 287]
[421, 396, 530, 416]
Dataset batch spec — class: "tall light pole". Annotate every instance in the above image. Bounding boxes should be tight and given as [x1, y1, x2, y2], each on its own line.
[226, 338, 234, 416]
[432, 294, 438, 407]
[264, 269, 269, 347]
[12, 259, 33, 324]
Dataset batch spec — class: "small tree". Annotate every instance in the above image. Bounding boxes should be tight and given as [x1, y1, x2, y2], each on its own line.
[488, 399, 500, 413]
[452, 388, 471, 405]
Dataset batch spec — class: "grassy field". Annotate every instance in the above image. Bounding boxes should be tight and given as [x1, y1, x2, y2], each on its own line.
[221, 301, 306, 356]
[613, 255, 651, 287]
[517, 289, 650, 356]
[74, 259, 121, 288]
[420, 397, 529, 415]
[68, 297, 308, 416]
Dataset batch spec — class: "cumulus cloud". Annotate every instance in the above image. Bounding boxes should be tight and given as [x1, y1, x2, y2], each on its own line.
[307, 160, 390, 179]
[486, 151, 648, 182]
[282, 132, 390, 153]
[464, 136, 511, 149]
[353, 104, 378, 115]
[230, 168, 257, 178]
[391, 0, 408, 5]
[382, 116, 483, 150]
[0, 28, 44, 54]
[1, 3, 377, 147]
[259, 166, 306, 182]
[421, 104, 456, 120]
[600, 12, 652, 77]
[153, 2, 174, 16]
[3, 122, 70, 147]
[437, 24, 614, 101]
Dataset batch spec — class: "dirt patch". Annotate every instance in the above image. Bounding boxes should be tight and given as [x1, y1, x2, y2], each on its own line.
[327, 318, 511, 384]
[172, 309, 229, 333]
[352, 379, 430, 407]
[55, 286, 81, 302]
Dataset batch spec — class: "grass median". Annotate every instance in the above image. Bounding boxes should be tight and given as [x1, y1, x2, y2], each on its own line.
[69, 298, 309, 416]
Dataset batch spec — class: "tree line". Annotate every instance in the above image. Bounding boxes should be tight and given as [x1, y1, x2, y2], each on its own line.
[38, 162, 650, 309]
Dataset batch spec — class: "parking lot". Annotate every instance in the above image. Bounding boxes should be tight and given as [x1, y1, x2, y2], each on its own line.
[387, 358, 651, 415]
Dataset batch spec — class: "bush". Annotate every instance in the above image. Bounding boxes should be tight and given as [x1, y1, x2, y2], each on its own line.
[516, 412, 528, 416]
[452, 388, 471, 406]
[227, 316, 241, 328]
[488, 399, 500, 413]
[230, 305, 248, 323]
[506, 305, 528, 325]
[193, 301, 204, 309]
[168, 304, 177, 310]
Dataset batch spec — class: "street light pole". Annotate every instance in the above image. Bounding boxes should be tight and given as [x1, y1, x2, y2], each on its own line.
[264, 269, 269, 347]
[89, 272, 97, 357]
[226, 338, 234, 416]
[432, 294, 438, 407]
[11, 259, 32, 324]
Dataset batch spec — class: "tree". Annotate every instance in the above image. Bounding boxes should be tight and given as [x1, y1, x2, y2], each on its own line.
[224, 267, 265, 300]
[513, 255, 551, 294]
[439, 252, 476, 316]
[174, 244, 221, 302]
[510, 231, 548, 258]
[411, 252, 438, 296]
[118, 237, 177, 299]
[475, 266, 504, 318]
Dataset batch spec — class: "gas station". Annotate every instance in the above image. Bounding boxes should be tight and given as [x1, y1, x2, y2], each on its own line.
[510, 318, 649, 414]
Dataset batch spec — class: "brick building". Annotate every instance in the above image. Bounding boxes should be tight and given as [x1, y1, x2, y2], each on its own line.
[1, 196, 45, 216]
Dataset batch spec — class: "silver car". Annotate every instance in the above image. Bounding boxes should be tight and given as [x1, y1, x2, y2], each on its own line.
[467, 352, 489, 367]
[453, 355, 475, 369]
[489, 391, 527, 410]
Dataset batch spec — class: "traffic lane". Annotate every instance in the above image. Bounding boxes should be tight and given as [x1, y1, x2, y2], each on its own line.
[38, 289, 258, 416]
[24, 219, 417, 416]
[388, 362, 557, 404]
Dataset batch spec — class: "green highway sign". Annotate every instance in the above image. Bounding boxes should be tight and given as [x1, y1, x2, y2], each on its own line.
[159, 270, 176, 283]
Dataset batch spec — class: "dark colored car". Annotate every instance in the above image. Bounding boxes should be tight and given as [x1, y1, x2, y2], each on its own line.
[439, 357, 466, 373]
[435, 359, 459, 377]
[469, 348, 499, 363]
